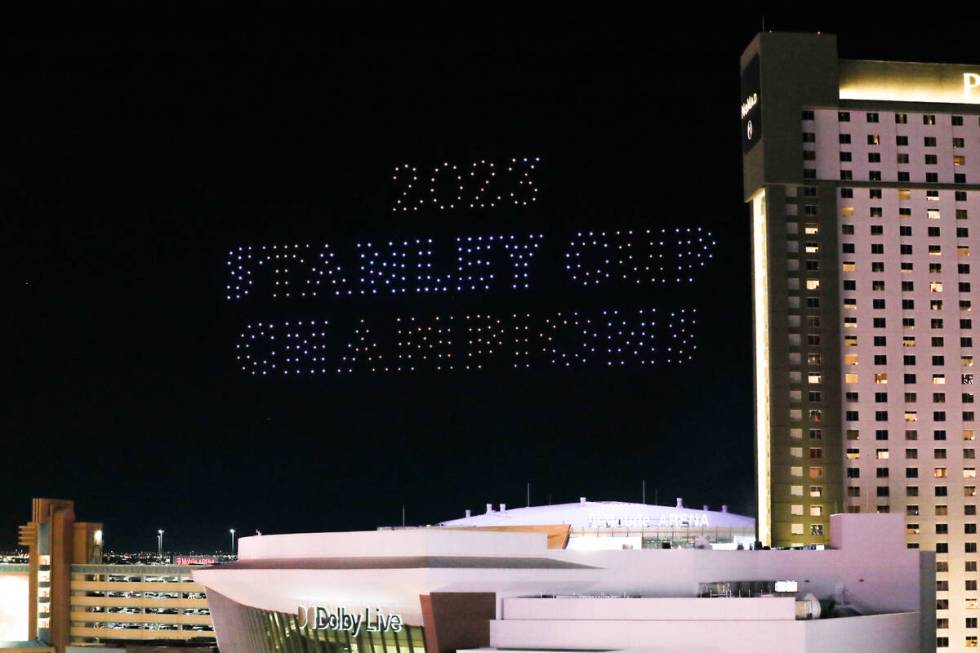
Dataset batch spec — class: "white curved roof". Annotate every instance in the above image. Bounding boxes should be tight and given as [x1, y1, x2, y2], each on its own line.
[439, 500, 755, 530]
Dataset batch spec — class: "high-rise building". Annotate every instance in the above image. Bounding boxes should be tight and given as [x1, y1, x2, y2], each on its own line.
[743, 31, 980, 651]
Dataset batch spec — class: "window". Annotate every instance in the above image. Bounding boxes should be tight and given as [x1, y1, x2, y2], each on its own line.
[924, 115, 936, 125]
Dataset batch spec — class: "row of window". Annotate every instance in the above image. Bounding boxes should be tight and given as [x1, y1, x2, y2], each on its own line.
[842, 225, 970, 238]
[845, 484, 977, 498]
[841, 189, 969, 202]
[803, 109, 980, 126]
[841, 264, 971, 278]
[908, 505, 977, 517]
[848, 468, 978, 479]
[935, 636, 975, 649]
[845, 429, 976, 441]
[846, 392, 975, 403]
[831, 151, 968, 165]
[845, 410, 976, 421]
[830, 134, 972, 148]
[841, 373, 974, 385]
[843, 243, 972, 257]
[824, 169, 971, 183]
[848, 449, 974, 461]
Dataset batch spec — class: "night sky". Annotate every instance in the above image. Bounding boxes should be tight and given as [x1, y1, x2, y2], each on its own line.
[6, 13, 980, 552]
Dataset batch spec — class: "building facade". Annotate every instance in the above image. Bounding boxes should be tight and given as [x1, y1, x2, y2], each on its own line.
[192, 513, 932, 653]
[0, 498, 216, 653]
[743, 31, 980, 650]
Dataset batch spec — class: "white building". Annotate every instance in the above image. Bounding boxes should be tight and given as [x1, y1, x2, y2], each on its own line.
[438, 498, 756, 550]
[742, 31, 980, 650]
[193, 513, 933, 653]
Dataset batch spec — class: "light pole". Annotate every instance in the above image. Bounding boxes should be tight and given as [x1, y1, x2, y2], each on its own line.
[157, 529, 164, 558]
[229, 528, 236, 556]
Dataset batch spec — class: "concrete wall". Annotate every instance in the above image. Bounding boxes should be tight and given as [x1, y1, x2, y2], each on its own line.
[487, 611, 919, 653]
[237, 528, 547, 560]
[501, 597, 797, 621]
[0, 571, 29, 642]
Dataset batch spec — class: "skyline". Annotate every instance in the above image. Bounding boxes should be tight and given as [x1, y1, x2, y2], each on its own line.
[8, 14, 980, 552]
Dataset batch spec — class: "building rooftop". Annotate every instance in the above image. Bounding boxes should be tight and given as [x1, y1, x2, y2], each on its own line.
[438, 498, 755, 530]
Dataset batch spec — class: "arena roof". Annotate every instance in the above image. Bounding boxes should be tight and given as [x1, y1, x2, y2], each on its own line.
[438, 499, 755, 530]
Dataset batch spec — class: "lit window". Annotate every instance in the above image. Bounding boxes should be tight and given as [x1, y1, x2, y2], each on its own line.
[791, 466, 803, 477]
[845, 373, 859, 384]
[877, 449, 890, 460]
[967, 469, 978, 479]
[932, 282, 944, 292]
[806, 279, 820, 290]
[875, 373, 888, 384]
[934, 375, 947, 385]
[791, 485, 803, 496]
[936, 468, 949, 478]
[906, 411, 919, 422]
[791, 504, 804, 515]
[791, 523, 804, 535]
[929, 209, 942, 220]
[808, 374, 822, 384]
[842, 261, 856, 272]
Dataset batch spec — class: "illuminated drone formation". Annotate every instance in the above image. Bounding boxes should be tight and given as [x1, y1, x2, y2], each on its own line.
[565, 228, 714, 286]
[225, 154, 716, 378]
[392, 156, 540, 212]
[235, 309, 697, 376]
[224, 229, 714, 301]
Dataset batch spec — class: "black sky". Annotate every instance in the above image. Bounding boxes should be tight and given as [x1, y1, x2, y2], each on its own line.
[6, 12, 980, 551]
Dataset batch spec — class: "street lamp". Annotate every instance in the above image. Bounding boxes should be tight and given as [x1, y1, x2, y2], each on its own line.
[229, 528, 236, 556]
[157, 529, 164, 558]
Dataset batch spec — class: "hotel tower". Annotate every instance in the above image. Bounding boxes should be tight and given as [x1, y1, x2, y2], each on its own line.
[743, 32, 980, 650]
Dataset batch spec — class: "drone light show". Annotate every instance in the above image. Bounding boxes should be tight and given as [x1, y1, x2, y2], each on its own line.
[224, 156, 716, 377]
[235, 308, 698, 376]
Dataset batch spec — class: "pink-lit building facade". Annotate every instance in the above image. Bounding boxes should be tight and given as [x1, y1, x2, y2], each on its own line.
[743, 31, 980, 650]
